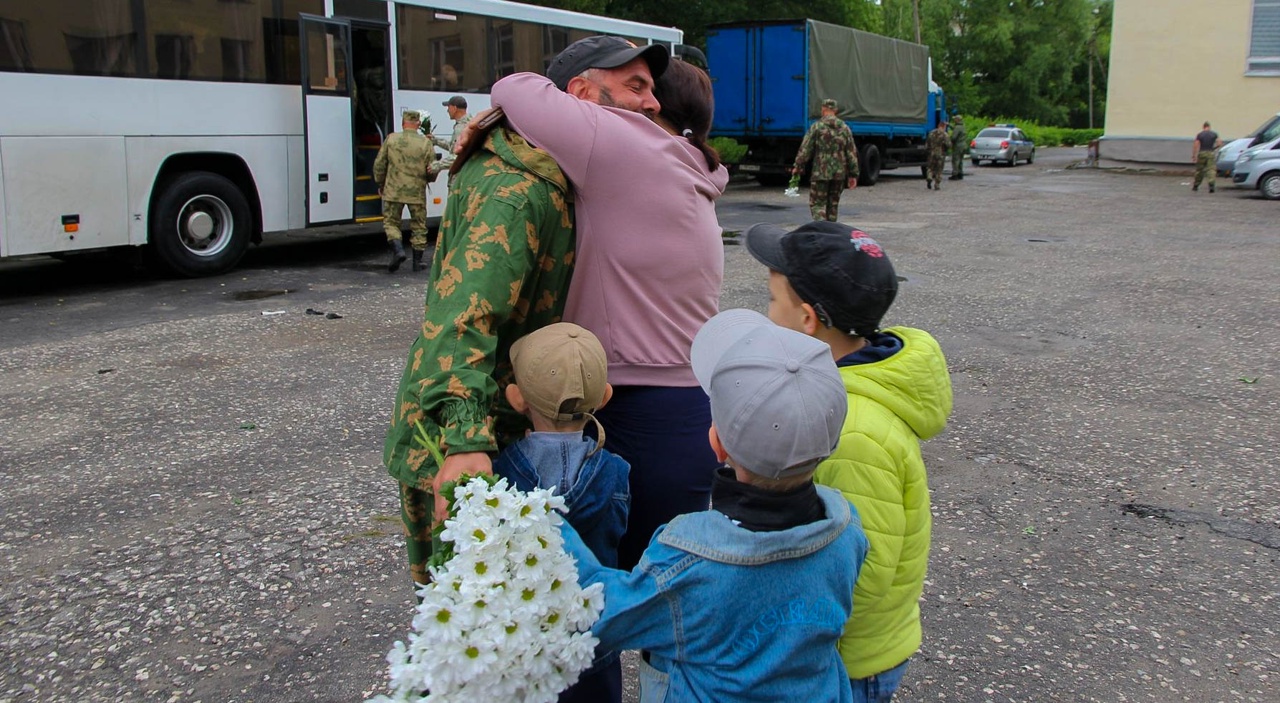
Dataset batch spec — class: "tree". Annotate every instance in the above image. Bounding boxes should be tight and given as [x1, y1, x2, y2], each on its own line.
[881, 0, 1101, 127]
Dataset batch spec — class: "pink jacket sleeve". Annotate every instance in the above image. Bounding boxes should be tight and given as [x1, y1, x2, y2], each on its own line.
[490, 72, 604, 186]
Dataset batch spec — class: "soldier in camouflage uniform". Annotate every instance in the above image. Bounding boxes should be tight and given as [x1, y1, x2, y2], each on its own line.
[373, 110, 435, 272]
[792, 98, 859, 222]
[948, 115, 968, 181]
[1192, 121, 1222, 193]
[428, 95, 473, 180]
[925, 120, 950, 191]
[383, 126, 574, 588]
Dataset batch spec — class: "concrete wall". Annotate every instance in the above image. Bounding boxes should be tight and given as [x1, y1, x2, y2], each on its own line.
[1104, 0, 1280, 162]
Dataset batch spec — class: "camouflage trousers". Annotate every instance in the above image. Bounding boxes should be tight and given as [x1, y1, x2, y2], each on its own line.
[1193, 151, 1216, 190]
[951, 148, 965, 177]
[927, 155, 946, 187]
[398, 480, 435, 587]
[383, 200, 429, 250]
[809, 179, 846, 221]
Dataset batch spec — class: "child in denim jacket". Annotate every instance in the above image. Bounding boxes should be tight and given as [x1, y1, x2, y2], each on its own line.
[494, 322, 630, 703]
[559, 310, 870, 703]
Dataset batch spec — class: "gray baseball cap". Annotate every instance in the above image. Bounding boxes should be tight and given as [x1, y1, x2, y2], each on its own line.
[691, 310, 847, 479]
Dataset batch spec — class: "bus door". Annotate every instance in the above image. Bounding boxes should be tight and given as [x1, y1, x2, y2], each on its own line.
[346, 19, 393, 225]
[300, 16, 355, 225]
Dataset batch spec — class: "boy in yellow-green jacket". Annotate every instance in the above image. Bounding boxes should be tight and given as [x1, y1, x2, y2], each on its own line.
[745, 220, 953, 701]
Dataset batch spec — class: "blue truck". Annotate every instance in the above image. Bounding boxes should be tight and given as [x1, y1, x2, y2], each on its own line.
[707, 19, 948, 186]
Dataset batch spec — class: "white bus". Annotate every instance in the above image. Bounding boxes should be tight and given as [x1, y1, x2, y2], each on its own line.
[0, 0, 682, 276]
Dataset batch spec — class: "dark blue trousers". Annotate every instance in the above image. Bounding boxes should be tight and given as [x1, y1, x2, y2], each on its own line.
[593, 385, 719, 571]
[558, 658, 622, 703]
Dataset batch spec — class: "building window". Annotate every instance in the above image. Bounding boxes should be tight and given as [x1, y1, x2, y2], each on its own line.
[1250, 0, 1280, 74]
[0, 17, 33, 71]
[154, 34, 195, 79]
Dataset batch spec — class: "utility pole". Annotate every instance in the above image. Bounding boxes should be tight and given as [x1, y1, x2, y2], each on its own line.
[913, 0, 922, 44]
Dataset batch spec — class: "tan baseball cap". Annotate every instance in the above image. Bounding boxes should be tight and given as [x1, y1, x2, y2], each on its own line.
[509, 323, 608, 422]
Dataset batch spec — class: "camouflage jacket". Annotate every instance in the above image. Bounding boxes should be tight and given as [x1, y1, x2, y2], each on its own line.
[926, 127, 950, 158]
[794, 115, 860, 181]
[373, 130, 434, 204]
[433, 113, 473, 152]
[430, 114, 473, 176]
[950, 123, 968, 151]
[383, 127, 575, 488]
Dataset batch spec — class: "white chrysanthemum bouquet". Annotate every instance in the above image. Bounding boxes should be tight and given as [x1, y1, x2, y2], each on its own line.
[369, 427, 605, 703]
[784, 173, 802, 197]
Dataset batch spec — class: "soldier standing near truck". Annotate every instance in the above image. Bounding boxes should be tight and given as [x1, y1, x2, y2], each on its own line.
[925, 120, 950, 191]
[792, 98, 860, 221]
[374, 110, 435, 272]
[948, 115, 968, 181]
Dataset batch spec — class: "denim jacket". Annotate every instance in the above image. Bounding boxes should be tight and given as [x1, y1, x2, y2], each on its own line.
[561, 485, 869, 703]
[494, 432, 631, 568]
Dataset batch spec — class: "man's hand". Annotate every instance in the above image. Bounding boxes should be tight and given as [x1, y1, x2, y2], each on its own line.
[454, 107, 501, 154]
[432, 452, 493, 523]
[848, 177, 858, 190]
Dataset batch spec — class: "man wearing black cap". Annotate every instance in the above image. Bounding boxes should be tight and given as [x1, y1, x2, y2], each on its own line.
[428, 96, 471, 178]
[543, 35, 667, 115]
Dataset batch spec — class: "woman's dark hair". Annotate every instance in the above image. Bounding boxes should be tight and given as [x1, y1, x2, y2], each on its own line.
[653, 59, 721, 171]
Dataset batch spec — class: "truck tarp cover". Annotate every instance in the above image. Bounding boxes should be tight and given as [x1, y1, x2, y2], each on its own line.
[808, 19, 928, 123]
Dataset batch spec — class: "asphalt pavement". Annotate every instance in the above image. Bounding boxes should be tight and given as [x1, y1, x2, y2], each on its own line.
[1, 148, 1276, 702]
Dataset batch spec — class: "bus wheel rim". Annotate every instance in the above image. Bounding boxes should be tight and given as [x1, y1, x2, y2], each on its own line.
[177, 195, 233, 257]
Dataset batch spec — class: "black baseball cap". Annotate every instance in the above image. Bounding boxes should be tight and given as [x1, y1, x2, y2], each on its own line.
[744, 221, 898, 337]
[442, 95, 467, 109]
[546, 35, 669, 90]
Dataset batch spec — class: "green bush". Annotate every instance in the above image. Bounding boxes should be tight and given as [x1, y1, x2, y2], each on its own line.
[962, 116, 1102, 147]
[709, 136, 747, 164]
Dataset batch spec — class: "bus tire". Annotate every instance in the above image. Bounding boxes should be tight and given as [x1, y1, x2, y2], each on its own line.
[149, 172, 252, 277]
[857, 143, 881, 186]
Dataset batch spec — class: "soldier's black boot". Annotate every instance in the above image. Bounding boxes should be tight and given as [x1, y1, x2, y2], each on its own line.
[388, 239, 407, 273]
[411, 248, 427, 272]
[926, 180, 932, 190]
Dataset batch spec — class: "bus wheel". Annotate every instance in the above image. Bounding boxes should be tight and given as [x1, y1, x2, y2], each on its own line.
[857, 144, 881, 186]
[149, 172, 252, 277]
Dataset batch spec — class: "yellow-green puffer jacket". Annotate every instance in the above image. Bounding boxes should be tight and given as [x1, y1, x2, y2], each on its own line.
[813, 326, 952, 679]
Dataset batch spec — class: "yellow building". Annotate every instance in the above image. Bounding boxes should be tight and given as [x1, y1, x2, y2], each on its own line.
[1103, 0, 1280, 163]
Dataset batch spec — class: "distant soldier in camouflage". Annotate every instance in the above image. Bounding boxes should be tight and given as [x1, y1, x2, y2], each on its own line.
[793, 98, 860, 221]
[383, 125, 574, 588]
[428, 95, 473, 180]
[1191, 121, 1222, 193]
[373, 110, 434, 272]
[925, 120, 950, 191]
[948, 115, 968, 181]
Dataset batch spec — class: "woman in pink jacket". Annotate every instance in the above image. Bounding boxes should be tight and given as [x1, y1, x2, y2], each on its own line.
[491, 57, 729, 572]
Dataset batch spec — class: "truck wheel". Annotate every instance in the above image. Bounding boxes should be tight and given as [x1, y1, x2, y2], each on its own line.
[857, 144, 881, 186]
[149, 172, 252, 277]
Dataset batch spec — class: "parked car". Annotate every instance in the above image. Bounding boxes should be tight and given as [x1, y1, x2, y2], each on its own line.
[970, 125, 1036, 166]
[1231, 136, 1280, 200]
[1217, 111, 1280, 176]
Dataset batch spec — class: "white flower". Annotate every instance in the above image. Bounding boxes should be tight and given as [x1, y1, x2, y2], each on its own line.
[368, 477, 604, 703]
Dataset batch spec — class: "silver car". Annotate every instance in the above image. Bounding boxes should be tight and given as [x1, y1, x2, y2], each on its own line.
[970, 126, 1036, 166]
[1231, 136, 1280, 200]
[1216, 112, 1280, 176]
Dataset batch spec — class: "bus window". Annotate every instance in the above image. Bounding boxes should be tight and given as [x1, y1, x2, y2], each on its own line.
[396, 4, 488, 92]
[0, 0, 323, 82]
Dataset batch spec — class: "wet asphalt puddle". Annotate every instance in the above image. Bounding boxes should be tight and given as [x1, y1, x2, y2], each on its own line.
[1123, 503, 1280, 550]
